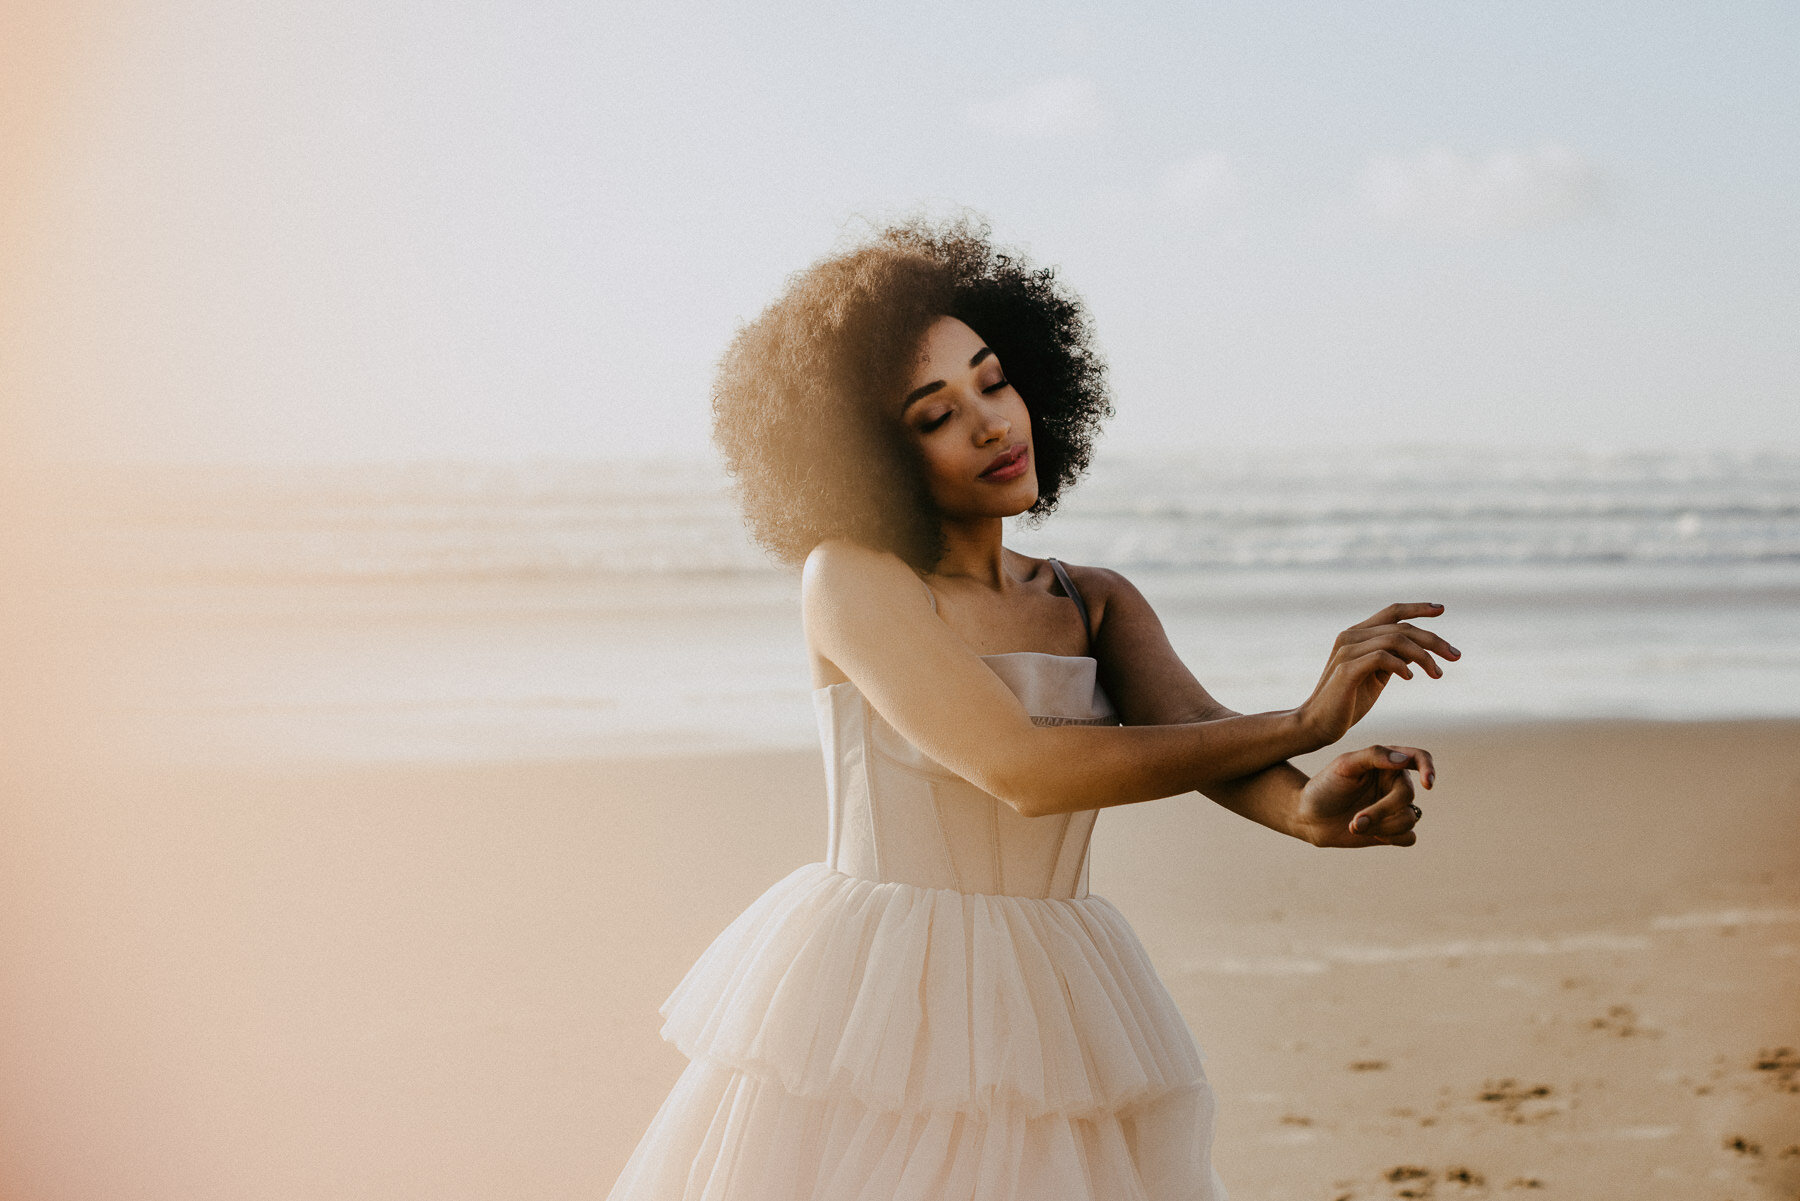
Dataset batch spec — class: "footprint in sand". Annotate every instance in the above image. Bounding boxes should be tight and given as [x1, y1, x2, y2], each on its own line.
[1753, 1045, 1798, 1092]
[1384, 1165, 1433, 1198]
[1477, 1078, 1559, 1124]
[1365, 1164, 1496, 1198]
[1588, 1002, 1656, 1037]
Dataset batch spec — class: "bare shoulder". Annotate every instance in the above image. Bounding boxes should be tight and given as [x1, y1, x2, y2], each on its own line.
[801, 539, 933, 686]
[1046, 560, 1146, 632]
[802, 538, 922, 610]
[1051, 560, 1229, 724]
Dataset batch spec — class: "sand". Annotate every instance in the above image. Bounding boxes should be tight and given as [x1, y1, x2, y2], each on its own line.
[1, 719, 1796, 1200]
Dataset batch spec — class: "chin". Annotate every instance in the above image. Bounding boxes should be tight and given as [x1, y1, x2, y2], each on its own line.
[936, 471, 1039, 519]
[1001, 480, 1041, 516]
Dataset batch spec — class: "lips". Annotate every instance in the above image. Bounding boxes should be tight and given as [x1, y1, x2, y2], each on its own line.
[978, 443, 1028, 480]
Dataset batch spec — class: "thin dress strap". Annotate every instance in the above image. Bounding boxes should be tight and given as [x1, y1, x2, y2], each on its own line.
[1045, 557, 1092, 649]
[917, 574, 938, 613]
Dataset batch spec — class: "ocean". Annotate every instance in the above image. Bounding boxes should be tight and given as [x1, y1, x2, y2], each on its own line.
[47, 445, 1800, 764]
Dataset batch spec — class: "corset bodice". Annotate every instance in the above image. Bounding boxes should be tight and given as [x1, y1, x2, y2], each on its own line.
[811, 652, 1120, 899]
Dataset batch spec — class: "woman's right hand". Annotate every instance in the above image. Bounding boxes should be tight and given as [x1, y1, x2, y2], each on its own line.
[1294, 602, 1459, 748]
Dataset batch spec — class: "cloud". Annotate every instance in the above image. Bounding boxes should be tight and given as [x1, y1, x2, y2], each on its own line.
[964, 75, 1103, 140]
[1359, 144, 1605, 236]
[1155, 154, 1244, 222]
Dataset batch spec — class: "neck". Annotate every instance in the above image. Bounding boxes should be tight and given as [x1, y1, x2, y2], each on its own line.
[925, 513, 1013, 589]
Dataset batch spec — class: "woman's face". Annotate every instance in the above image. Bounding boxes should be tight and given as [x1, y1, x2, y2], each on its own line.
[899, 315, 1038, 519]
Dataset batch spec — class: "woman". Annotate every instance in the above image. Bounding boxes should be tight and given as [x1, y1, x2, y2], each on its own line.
[607, 217, 1455, 1199]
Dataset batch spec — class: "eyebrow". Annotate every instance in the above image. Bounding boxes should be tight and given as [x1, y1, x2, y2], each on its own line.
[903, 347, 995, 409]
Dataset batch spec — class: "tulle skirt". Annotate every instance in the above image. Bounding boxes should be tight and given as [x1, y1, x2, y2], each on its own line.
[607, 862, 1228, 1201]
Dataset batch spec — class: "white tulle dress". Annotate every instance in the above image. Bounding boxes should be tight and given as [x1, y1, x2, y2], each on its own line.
[607, 569, 1227, 1200]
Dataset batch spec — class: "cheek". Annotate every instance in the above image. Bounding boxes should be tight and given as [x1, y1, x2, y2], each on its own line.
[1006, 392, 1033, 432]
[918, 439, 967, 486]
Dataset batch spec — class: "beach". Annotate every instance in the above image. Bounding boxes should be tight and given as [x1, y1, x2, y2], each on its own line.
[9, 0, 1796, 1192]
[2, 448, 1797, 1198]
[2, 720, 1796, 1200]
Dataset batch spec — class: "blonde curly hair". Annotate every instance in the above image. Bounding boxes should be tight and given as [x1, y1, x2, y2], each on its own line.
[710, 214, 1112, 571]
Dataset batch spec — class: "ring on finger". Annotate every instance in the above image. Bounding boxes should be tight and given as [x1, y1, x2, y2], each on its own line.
[1409, 803, 1422, 821]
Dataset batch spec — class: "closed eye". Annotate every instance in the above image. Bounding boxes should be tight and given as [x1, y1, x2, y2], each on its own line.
[982, 378, 1010, 394]
[921, 412, 951, 432]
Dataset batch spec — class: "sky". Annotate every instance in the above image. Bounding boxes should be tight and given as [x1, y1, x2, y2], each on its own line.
[3, 0, 1797, 464]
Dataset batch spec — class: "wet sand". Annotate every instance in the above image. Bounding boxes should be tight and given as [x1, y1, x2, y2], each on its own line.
[1, 719, 1796, 1200]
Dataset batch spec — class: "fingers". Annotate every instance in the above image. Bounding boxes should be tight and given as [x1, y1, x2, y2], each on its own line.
[1337, 628, 1455, 678]
[1335, 744, 1436, 788]
[1379, 634, 1440, 679]
[1346, 649, 1413, 683]
[1396, 622, 1461, 661]
[1332, 743, 1428, 781]
[1349, 769, 1418, 841]
[1398, 745, 1436, 789]
[1336, 744, 1436, 846]
[1350, 601, 1445, 631]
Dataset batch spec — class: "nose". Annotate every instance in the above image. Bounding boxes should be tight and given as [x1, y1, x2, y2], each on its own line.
[973, 396, 1010, 444]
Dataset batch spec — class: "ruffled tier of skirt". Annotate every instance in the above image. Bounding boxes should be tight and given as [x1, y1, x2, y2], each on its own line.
[610, 862, 1225, 1200]
[657, 862, 1207, 1118]
[607, 1058, 1224, 1201]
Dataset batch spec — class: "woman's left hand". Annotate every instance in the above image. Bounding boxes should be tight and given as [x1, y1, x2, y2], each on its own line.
[1296, 744, 1435, 848]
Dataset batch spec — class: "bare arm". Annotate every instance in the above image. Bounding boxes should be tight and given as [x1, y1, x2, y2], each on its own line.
[1086, 564, 1443, 847]
[1083, 565, 1314, 837]
[802, 542, 1449, 824]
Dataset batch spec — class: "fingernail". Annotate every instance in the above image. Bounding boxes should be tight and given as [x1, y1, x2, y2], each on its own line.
[1351, 816, 1367, 833]
[1446, 645, 1461, 658]
[1388, 750, 1409, 763]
